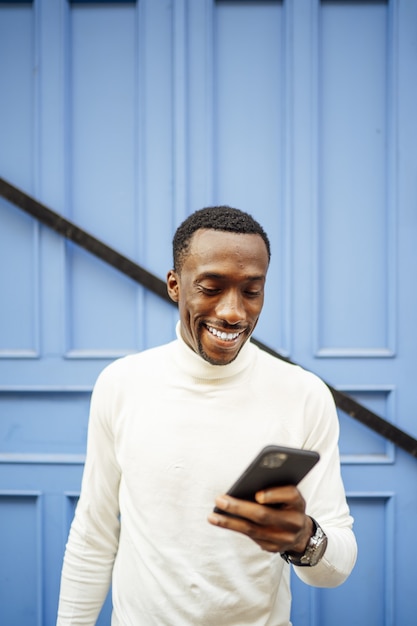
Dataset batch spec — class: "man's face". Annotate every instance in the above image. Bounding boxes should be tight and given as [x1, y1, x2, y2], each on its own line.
[167, 229, 269, 365]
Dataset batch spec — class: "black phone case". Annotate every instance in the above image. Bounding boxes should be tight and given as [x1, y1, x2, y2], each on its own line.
[213, 445, 319, 513]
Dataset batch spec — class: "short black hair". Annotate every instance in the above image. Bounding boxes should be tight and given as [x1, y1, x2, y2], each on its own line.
[172, 205, 271, 272]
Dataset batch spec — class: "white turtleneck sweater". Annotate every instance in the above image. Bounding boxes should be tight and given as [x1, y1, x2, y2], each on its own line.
[57, 323, 356, 626]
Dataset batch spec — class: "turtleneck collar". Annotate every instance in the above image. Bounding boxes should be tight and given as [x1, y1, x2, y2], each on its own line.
[173, 321, 256, 381]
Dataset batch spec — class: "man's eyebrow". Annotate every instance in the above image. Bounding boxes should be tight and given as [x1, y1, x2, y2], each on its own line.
[197, 272, 266, 281]
[197, 272, 224, 280]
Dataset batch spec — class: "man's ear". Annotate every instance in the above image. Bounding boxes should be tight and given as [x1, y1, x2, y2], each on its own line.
[166, 270, 180, 302]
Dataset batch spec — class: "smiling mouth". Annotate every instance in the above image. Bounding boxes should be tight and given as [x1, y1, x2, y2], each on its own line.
[206, 325, 244, 342]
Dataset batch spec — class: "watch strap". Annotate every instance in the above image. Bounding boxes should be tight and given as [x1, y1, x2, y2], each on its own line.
[280, 517, 328, 567]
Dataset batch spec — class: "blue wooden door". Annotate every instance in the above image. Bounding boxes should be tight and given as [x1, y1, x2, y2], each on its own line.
[1, 1, 416, 625]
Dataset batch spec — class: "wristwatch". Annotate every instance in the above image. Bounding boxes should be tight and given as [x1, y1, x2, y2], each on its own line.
[280, 517, 328, 567]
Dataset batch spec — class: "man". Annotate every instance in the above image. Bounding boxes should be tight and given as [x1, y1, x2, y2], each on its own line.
[57, 206, 357, 625]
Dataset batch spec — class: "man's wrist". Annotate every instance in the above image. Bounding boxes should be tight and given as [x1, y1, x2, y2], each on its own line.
[280, 517, 328, 567]
[282, 515, 314, 556]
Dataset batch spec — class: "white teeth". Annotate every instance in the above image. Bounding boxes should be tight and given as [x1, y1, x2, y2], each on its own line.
[207, 326, 240, 341]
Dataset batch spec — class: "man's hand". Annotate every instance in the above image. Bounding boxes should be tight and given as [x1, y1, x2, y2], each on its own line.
[208, 485, 314, 554]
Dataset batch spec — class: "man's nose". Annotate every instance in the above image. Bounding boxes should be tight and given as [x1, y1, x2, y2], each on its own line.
[215, 290, 245, 324]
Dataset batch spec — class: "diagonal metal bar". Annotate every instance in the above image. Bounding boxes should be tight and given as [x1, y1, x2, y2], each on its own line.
[1, 176, 416, 458]
[0, 178, 171, 304]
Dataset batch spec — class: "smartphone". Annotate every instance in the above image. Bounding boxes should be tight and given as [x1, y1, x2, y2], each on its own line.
[213, 445, 319, 514]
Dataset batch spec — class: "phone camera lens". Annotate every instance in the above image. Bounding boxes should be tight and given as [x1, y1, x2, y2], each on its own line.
[261, 452, 287, 469]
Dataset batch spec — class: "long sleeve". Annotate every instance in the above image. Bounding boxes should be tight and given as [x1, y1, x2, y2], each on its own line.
[57, 369, 121, 625]
[292, 375, 357, 587]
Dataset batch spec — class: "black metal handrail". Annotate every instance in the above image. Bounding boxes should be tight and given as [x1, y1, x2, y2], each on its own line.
[1, 176, 416, 458]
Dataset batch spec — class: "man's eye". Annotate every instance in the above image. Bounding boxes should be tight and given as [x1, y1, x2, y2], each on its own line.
[201, 286, 220, 295]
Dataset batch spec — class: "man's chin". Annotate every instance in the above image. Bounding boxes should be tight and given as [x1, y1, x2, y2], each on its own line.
[201, 353, 238, 366]
[198, 342, 243, 366]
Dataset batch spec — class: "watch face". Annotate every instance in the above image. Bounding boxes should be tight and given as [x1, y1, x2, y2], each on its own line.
[302, 527, 328, 566]
[280, 520, 328, 567]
